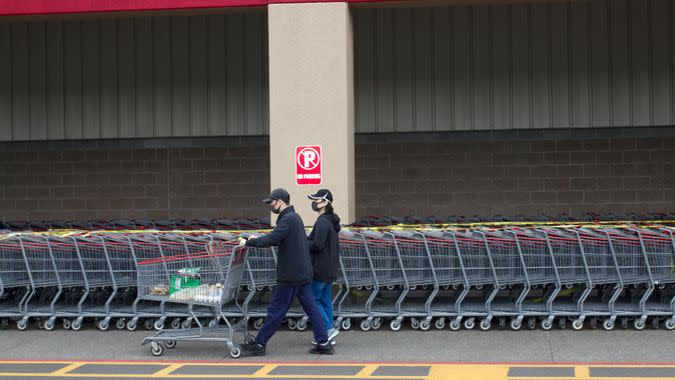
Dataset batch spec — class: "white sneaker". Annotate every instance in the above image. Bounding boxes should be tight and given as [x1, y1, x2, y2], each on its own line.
[327, 327, 340, 342]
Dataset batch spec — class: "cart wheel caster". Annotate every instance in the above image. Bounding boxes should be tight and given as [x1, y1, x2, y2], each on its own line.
[480, 319, 491, 331]
[44, 321, 55, 331]
[434, 318, 446, 330]
[253, 318, 264, 330]
[463, 318, 475, 330]
[126, 320, 137, 331]
[63, 319, 72, 330]
[116, 319, 126, 330]
[449, 320, 461, 331]
[98, 321, 110, 331]
[38, 321, 45, 330]
[572, 319, 584, 331]
[154, 320, 164, 331]
[410, 318, 420, 330]
[296, 320, 308, 331]
[229, 347, 242, 359]
[589, 317, 598, 330]
[208, 319, 218, 328]
[151, 342, 164, 357]
[633, 319, 646, 331]
[650, 318, 659, 330]
[244, 336, 256, 345]
[371, 318, 382, 330]
[557, 318, 567, 330]
[527, 318, 536, 330]
[71, 321, 82, 331]
[341, 319, 352, 331]
[164, 340, 177, 349]
[498, 317, 506, 330]
[419, 320, 431, 331]
[360, 320, 371, 331]
[540, 319, 553, 331]
[287, 319, 297, 330]
[170, 318, 181, 329]
[603, 319, 615, 331]
[390, 320, 402, 331]
[510, 319, 522, 331]
[17, 320, 28, 331]
[181, 320, 192, 329]
[664, 319, 675, 330]
[144, 319, 154, 330]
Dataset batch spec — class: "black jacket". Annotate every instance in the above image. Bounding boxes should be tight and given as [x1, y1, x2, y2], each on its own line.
[308, 213, 341, 283]
[245, 206, 313, 287]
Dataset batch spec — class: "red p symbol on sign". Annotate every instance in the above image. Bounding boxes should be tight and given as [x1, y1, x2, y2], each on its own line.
[296, 146, 322, 185]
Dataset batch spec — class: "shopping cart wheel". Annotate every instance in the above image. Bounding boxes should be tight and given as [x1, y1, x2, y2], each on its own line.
[572, 319, 584, 330]
[287, 319, 297, 330]
[557, 318, 566, 330]
[602, 319, 615, 331]
[410, 318, 420, 330]
[126, 320, 138, 331]
[144, 319, 154, 330]
[63, 319, 72, 330]
[497, 318, 507, 330]
[371, 318, 382, 330]
[71, 321, 82, 331]
[620, 317, 629, 330]
[419, 320, 431, 331]
[389, 320, 402, 331]
[44, 321, 55, 331]
[181, 319, 192, 329]
[434, 318, 446, 330]
[38, 321, 45, 330]
[540, 320, 553, 331]
[170, 318, 181, 330]
[589, 317, 598, 330]
[633, 319, 646, 331]
[253, 318, 265, 330]
[360, 320, 371, 331]
[229, 346, 242, 359]
[509, 319, 522, 331]
[116, 319, 126, 330]
[650, 318, 659, 330]
[164, 340, 177, 349]
[463, 318, 475, 330]
[296, 320, 308, 331]
[664, 319, 675, 330]
[97, 320, 110, 331]
[526, 318, 536, 330]
[151, 342, 164, 357]
[16, 320, 28, 331]
[341, 319, 352, 331]
[449, 320, 461, 331]
[479, 319, 491, 331]
[154, 320, 165, 331]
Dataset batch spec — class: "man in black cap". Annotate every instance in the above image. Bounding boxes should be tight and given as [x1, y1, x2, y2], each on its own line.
[239, 188, 333, 356]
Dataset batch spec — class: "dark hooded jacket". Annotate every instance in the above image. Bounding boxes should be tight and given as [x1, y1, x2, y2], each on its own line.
[307, 213, 341, 283]
[245, 206, 313, 286]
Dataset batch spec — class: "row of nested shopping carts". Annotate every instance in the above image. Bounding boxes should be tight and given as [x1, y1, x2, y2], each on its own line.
[1, 226, 675, 339]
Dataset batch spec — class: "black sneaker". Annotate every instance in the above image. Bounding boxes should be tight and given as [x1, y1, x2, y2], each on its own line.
[241, 342, 266, 356]
[309, 341, 334, 355]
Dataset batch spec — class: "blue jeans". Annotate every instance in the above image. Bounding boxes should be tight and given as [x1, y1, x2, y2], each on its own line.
[311, 280, 334, 330]
[255, 283, 328, 346]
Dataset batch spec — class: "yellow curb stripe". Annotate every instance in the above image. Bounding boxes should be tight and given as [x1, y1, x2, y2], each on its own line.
[151, 363, 184, 377]
[50, 362, 86, 375]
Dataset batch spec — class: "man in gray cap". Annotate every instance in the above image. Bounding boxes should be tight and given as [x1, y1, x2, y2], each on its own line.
[239, 188, 334, 356]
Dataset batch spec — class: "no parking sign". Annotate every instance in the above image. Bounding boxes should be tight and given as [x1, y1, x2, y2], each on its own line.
[295, 145, 322, 185]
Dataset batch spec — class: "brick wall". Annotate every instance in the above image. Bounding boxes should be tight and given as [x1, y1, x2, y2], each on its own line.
[355, 132, 675, 218]
[0, 142, 270, 221]
[1, 129, 673, 222]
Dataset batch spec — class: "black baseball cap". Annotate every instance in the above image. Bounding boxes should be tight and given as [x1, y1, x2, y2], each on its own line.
[262, 188, 290, 204]
[308, 189, 333, 203]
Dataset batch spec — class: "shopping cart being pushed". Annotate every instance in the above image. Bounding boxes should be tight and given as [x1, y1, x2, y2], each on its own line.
[139, 241, 253, 358]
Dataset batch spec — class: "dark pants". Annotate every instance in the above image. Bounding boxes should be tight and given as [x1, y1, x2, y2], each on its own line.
[255, 283, 328, 346]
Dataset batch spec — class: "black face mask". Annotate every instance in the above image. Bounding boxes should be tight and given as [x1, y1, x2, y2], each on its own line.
[269, 202, 280, 214]
[311, 201, 321, 212]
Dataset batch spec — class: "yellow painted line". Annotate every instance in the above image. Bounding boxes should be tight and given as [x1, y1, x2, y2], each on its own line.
[50, 362, 86, 375]
[251, 364, 276, 377]
[354, 364, 377, 377]
[151, 363, 184, 377]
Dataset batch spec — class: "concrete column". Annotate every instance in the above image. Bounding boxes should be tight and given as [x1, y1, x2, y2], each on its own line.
[267, 2, 355, 226]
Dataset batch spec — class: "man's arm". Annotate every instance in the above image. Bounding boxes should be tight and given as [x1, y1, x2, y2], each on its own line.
[245, 216, 290, 247]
